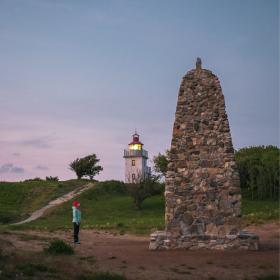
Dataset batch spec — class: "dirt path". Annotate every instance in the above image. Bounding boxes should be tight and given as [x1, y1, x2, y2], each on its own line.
[3, 222, 279, 280]
[12, 183, 95, 225]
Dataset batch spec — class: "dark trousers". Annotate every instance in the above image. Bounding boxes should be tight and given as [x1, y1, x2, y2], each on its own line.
[73, 222, 80, 243]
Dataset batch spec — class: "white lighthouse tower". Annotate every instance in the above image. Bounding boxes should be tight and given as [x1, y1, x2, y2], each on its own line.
[123, 132, 151, 183]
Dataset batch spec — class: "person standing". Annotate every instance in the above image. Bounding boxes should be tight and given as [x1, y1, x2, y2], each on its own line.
[72, 201, 81, 244]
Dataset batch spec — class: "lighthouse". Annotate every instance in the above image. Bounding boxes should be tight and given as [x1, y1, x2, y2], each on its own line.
[123, 132, 151, 183]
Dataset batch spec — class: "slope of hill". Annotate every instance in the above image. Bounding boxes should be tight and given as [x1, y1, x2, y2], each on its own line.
[0, 179, 89, 224]
[11, 181, 165, 234]
[9, 181, 279, 234]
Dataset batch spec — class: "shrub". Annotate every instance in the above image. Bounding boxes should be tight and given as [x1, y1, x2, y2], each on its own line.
[45, 240, 74, 255]
[235, 146, 279, 200]
[153, 150, 170, 177]
[46, 176, 59, 181]
[78, 272, 127, 280]
[126, 174, 161, 209]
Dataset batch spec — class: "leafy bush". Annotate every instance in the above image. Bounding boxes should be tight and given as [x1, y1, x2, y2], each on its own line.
[78, 272, 127, 280]
[46, 176, 59, 181]
[153, 150, 170, 177]
[126, 174, 161, 209]
[235, 146, 279, 200]
[45, 240, 74, 255]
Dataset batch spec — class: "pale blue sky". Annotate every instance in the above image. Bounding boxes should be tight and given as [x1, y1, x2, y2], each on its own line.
[0, 0, 278, 181]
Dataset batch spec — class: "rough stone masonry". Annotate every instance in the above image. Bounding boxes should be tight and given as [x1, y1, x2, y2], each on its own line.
[149, 58, 259, 250]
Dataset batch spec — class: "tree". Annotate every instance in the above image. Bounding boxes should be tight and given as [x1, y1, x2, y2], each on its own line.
[153, 150, 170, 178]
[126, 172, 162, 210]
[69, 154, 103, 180]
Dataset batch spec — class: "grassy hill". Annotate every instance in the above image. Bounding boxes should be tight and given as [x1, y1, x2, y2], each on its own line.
[0, 179, 89, 224]
[10, 181, 165, 234]
[8, 181, 279, 234]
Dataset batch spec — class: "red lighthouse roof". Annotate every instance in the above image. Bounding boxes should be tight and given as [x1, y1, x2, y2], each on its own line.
[129, 132, 143, 145]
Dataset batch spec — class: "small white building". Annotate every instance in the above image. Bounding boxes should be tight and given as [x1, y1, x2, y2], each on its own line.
[123, 132, 151, 183]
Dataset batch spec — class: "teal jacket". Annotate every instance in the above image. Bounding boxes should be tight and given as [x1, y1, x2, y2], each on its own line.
[72, 206, 81, 224]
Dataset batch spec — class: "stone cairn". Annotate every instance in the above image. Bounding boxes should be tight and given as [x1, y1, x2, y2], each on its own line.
[149, 58, 259, 250]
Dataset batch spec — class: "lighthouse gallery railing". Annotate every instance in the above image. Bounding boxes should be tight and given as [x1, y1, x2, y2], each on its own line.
[123, 149, 148, 158]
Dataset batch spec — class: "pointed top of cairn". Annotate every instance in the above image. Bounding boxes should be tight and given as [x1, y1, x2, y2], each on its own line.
[196, 57, 202, 70]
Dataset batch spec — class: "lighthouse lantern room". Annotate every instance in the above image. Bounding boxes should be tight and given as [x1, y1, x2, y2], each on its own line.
[124, 132, 151, 183]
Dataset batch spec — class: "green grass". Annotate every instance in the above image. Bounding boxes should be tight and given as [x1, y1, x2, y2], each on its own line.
[4, 181, 279, 234]
[13, 191, 165, 234]
[242, 199, 279, 224]
[11, 181, 165, 234]
[0, 179, 90, 224]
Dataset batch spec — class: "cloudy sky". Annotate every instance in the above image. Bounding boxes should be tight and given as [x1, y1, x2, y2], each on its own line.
[0, 0, 278, 182]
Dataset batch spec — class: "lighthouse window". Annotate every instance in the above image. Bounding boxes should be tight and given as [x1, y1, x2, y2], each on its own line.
[132, 160, 135, 166]
[132, 173, 136, 182]
[129, 144, 142, 150]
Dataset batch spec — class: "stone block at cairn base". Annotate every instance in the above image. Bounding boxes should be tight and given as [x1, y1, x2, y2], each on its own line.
[149, 58, 259, 250]
[149, 230, 259, 250]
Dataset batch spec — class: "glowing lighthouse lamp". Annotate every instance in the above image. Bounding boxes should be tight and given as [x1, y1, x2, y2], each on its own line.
[123, 132, 151, 183]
